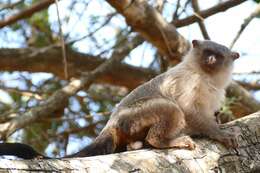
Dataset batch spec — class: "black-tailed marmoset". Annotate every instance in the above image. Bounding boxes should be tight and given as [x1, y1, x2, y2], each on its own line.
[0, 40, 240, 159]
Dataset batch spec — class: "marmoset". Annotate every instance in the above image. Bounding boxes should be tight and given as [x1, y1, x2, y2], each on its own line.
[0, 40, 240, 159]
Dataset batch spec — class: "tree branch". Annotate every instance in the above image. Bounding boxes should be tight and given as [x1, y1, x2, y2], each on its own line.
[106, 0, 190, 63]
[0, 0, 55, 28]
[0, 111, 260, 172]
[226, 82, 260, 118]
[230, 3, 260, 48]
[173, 0, 247, 28]
[237, 80, 260, 90]
[191, 0, 211, 40]
[0, 44, 156, 90]
[172, 0, 181, 20]
[0, 36, 143, 139]
[54, 0, 68, 79]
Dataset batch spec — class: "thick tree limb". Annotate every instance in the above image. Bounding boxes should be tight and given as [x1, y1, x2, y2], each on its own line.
[0, 111, 260, 172]
[227, 82, 260, 118]
[0, 47, 156, 90]
[106, 0, 190, 63]
[0, 0, 55, 28]
[173, 0, 247, 28]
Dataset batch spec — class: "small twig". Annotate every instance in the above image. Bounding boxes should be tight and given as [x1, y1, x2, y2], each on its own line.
[68, 12, 116, 45]
[0, 86, 43, 100]
[174, 0, 191, 20]
[0, 0, 55, 28]
[230, 4, 260, 49]
[191, 0, 211, 40]
[55, 0, 68, 79]
[29, 23, 106, 57]
[172, 0, 181, 20]
[95, 30, 134, 57]
[173, 0, 247, 28]
[233, 71, 260, 75]
[0, 0, 25, 11]
[42, 111, 111, 122]
[54, 120, 107, 137]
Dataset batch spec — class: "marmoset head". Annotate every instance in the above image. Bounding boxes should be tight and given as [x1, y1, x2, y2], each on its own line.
[191, 40, 239, 74]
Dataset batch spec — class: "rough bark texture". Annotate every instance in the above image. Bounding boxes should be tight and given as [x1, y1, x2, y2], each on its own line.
[106, 0, 190, 63]
[0, 111, 260, 173]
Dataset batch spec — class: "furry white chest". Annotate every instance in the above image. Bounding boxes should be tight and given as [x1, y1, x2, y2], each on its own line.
[176, 72, 225, 115]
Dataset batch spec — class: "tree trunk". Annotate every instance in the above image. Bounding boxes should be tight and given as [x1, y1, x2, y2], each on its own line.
[0, 111, 260, 173]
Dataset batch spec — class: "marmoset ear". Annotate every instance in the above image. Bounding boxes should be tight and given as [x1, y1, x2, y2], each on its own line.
[231, 52, 240, 60]
[192, 40, 200, 48]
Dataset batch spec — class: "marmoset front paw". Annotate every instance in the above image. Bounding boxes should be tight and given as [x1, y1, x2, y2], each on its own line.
[211, 127, 240, 148]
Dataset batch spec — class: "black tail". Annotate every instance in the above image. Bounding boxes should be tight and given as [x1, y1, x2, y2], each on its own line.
[66, 131, 116, 158]
[0, 143, 49, 159]
[0, 131, 116, 159]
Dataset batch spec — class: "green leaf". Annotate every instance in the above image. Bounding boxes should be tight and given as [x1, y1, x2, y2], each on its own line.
[254, 0, 260, 3]
[10, 23, 22, 31]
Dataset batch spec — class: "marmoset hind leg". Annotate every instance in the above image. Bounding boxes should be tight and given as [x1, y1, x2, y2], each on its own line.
[117, 98, 195, 150]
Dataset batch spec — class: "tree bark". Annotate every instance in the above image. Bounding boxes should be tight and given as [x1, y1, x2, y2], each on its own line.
[0, 111, 259, 173]
[106, 0, 190, 63]
[0, 40, 155, 90]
